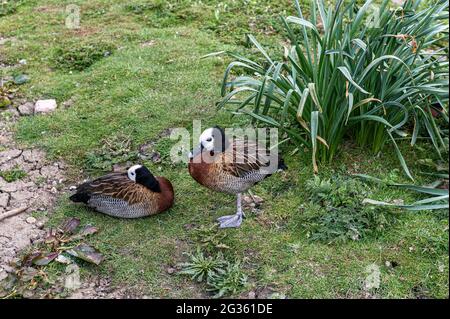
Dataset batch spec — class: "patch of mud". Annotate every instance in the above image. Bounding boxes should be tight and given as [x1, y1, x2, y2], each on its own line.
[0, 109, 66, 277]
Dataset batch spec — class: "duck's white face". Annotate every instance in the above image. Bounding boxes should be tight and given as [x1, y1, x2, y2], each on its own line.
[127, 164, 142, 182]
[188, 127, 226, 160]
[199, 128, 215, 151]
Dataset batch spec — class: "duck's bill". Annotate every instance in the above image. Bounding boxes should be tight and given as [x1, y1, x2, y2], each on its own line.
[188, 144, 202, 160]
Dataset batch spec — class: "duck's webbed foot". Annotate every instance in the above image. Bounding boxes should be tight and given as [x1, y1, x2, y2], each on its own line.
[217, 212, 243, 228]
[217, 193, 244, 228]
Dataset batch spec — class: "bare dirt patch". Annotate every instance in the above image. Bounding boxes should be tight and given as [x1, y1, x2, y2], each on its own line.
[0, 109, 66, 280]
[68, 275, 153, 299]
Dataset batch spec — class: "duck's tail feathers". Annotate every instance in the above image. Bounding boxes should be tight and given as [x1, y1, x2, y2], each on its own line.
[278, 157, 288, 171]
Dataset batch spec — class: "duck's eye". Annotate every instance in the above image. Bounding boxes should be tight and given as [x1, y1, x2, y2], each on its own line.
[206, 137, 212, 142]
[131, 172, 135, 175]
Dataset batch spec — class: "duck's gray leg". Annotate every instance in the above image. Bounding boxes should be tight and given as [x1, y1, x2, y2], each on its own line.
[217, 193, 243, 228]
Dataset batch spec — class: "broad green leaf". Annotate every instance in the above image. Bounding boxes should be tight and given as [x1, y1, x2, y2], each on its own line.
[387, 131, 414, 181]
[308, 83, 323, 112]
[296, 88, 310, 119]
[311, 110, 319, 173]
[247, 34, 273, 65]
[362, 198, 448, 211]
[286, 16, 319, 33]
[345, 92, 354, 124]
[338, 66, 369, 94]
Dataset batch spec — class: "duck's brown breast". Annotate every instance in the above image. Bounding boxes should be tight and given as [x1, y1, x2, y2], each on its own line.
[188, 159, 211, 186]
[188, 153, 260, 194]
[155, 176, 174, 213]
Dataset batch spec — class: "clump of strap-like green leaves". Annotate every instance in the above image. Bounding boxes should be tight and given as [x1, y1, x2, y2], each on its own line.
[209, 0, 449, 179]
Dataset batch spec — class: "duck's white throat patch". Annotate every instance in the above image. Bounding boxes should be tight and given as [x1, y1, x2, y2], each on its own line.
[127, 165, 142, 182]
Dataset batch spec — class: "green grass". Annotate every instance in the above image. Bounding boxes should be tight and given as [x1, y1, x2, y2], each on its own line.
[0, 166, 27, 182]
[0, 0, 448, 298]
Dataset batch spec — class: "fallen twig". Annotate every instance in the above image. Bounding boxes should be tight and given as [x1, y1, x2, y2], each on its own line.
[0, 207, 28, 222]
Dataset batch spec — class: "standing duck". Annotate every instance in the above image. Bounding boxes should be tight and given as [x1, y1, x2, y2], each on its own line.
[70, 165, 174, 218]
[188, 126, 286, 228]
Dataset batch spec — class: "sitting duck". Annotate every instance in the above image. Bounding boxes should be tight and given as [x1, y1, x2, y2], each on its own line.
[188, 126, 286, 228]
[70, 165, 174, 218]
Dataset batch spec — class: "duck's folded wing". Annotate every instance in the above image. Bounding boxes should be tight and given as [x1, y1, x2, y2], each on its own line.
[74, 173, 147, 204]
[221, 141, 272, 178]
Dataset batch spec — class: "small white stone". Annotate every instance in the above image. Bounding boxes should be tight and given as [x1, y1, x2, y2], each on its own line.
[166, 267, 176, 274]
[19, 59, 27, 65]
[69, 186, 77, 191]
[35, 99, 57, 114]
[55, 254, 71, 264]
[26, 216, 37, 224]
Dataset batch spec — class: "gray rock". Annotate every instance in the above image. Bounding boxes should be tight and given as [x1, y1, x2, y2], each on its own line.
[18, 102, 34, 116]
[55, 254, 71, 264]
[0, 193, 9, 208]
[0, 149, 22, 165]
[26, 217, 36, 224]
[10, 190, 34, 202]
[34, 99, 57, 114]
